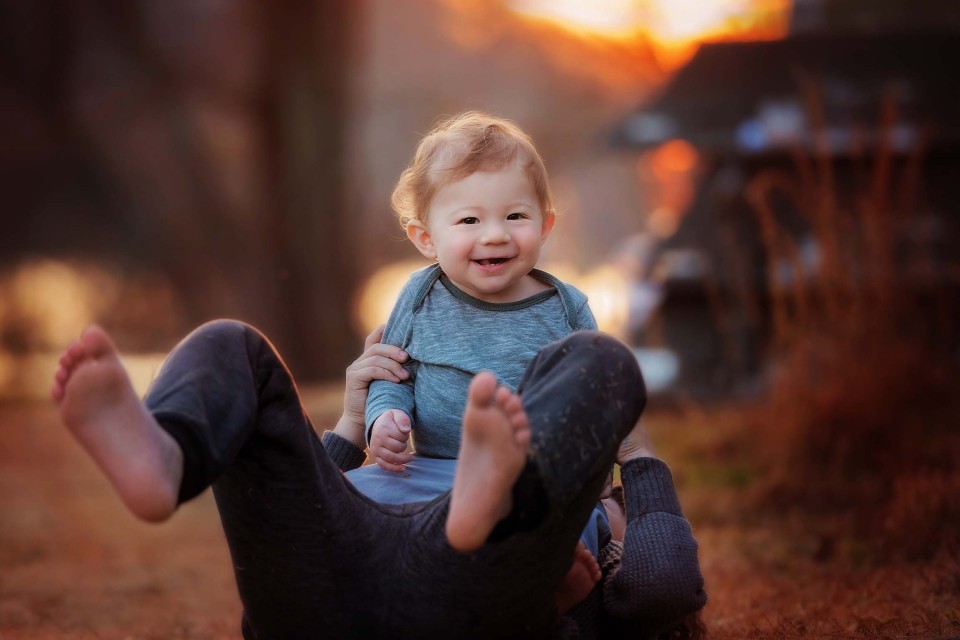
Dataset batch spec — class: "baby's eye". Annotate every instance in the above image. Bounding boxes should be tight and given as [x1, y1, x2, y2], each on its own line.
[507, 212, 527, 220]
[459, 217, 479, 225]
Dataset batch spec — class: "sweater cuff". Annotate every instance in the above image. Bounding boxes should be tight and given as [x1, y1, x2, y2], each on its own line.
[620, 457, 683, 518]
[321, 431, 367, 472]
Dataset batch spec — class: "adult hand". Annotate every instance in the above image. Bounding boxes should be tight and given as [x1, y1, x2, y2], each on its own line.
[616, 417, 656, 465]
[333, 325, 409, 448]
[369, 409, 414, 472]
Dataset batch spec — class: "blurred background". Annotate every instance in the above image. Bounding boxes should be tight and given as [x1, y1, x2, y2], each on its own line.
[0, 0, 797, 393]
[2, 0, 957, 394]
[1, 0, 959, 637]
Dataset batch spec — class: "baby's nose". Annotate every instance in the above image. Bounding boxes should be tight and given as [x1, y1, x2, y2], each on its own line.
[480, 224, 510, 244]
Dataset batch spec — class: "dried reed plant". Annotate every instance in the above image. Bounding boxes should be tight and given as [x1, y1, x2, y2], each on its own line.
[742, 82, 960, 560]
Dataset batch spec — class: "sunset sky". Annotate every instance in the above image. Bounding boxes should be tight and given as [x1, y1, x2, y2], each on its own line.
[508, 0, 793, 68]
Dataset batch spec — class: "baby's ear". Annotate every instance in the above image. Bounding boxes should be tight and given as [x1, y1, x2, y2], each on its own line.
[540, 210, 556, 243]
[406, 220, 436, 259]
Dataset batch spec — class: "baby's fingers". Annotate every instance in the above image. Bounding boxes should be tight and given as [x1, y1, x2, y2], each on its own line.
[381, 434, 411, 454]
[375, 450, 414, 472]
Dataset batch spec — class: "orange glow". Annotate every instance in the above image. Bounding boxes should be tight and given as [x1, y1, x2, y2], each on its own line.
[576, 266, 631, 338]
[0, 260, 173, 399]
[638, 139, 701, 238]
[357, 260, 631, 339]
[354, 260, 433, 335]
[437, 0, 666, 93]
[509, 0, 645, 41]
[507, 0, 792, 70]
[1, 260, 119, 349]
[652, 139, 699, 174]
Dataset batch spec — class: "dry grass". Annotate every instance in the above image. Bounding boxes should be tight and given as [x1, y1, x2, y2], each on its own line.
[732, 87, 960, 563]
[644, 405, 960, 640]
[1, 392, 958, 638]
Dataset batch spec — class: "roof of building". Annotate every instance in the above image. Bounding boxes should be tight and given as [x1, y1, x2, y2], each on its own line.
[612, 31, 960, 156]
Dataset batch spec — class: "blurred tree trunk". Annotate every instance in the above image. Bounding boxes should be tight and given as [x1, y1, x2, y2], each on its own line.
[261, 0, 362, 380]
[0, 0, 362, 380]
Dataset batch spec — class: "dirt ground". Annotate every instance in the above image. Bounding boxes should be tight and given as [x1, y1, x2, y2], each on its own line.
[1, 395, 958, 639]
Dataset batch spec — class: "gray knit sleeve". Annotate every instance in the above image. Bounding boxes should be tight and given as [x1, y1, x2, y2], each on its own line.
[320, 431, 367, 472]
[603, 457, 707, 634]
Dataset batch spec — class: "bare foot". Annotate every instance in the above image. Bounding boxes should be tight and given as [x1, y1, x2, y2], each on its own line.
[52, 326, 183, 522]
[556, 542, 602, 614]
[446, 372, 531, 552]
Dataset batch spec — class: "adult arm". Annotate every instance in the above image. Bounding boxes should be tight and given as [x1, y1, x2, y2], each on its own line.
[601, 425, 707, 636]
[322, 324, 409, 472]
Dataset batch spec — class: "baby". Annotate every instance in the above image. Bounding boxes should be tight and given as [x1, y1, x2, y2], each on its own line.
[358, 112, 605, 551]
[366, 111, 595, 467]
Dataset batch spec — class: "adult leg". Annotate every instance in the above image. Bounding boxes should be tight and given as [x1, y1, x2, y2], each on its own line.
[57, 320, 404, 638]
[448, 330, 645, 548]
[145, 320, 415, 638]
[520, 330, 646, 515]
[406, 331, 646, 638]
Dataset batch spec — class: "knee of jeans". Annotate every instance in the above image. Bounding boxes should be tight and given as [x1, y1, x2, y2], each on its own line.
[560, 331, 645, 388]
[192, 319, 263, 346]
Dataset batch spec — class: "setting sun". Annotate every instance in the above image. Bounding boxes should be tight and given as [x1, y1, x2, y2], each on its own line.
[508, 0, 792, 68]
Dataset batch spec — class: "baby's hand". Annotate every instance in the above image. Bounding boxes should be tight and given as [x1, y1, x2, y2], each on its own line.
[370, 409, 413, 472]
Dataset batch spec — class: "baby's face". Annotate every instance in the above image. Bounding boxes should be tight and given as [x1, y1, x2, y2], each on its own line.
[408, 163, 555, 303]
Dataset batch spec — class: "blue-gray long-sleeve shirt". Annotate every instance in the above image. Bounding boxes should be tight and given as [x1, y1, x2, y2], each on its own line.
[365, 264, 597, 459]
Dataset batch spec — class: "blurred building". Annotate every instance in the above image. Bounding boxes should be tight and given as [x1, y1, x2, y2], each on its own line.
[613, 0, 960, 397]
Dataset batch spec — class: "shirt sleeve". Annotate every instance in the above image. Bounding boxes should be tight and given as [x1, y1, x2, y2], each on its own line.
[574, 298, 598, 331]
[601, 457, 707, 635]
[559, 280, 597, 331]
[320, 431, 367, 472]
[364, 275, 420, 445]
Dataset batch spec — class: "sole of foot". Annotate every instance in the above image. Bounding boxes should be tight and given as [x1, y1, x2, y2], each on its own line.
[53, 326, 183, 522]
[446, 372, 531, 552]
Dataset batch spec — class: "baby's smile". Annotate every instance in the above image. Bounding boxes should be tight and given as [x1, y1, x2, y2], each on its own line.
[473, 257, 510, 266]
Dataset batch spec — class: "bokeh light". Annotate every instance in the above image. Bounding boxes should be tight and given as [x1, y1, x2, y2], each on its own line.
[355, 259, 632, 339]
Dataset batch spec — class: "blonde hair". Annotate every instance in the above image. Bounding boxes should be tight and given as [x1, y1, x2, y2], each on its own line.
[391, 112, 554, 229]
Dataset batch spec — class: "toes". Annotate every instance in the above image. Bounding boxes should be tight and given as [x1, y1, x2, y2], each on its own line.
[505, 396, 526, 418]
[80, 325, 117, 360]
[67, 339, 86, 358]
[494, 385, 512, 408]
[468, 371, 497, 405]
[60, 343, 81, 371]
[502, 395, 528, 431]
[514, 427, 531, 448]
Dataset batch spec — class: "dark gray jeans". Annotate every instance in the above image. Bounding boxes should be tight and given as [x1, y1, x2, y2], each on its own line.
[144, 320, 645, 639]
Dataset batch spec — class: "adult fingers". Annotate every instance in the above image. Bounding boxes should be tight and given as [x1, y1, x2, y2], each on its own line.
[347, 356, 410, 382]
[346, 366, 399, 389]
[363, 324, 387, 350]
[348, 355, 408, 380]
[364, 341, 407, 359]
